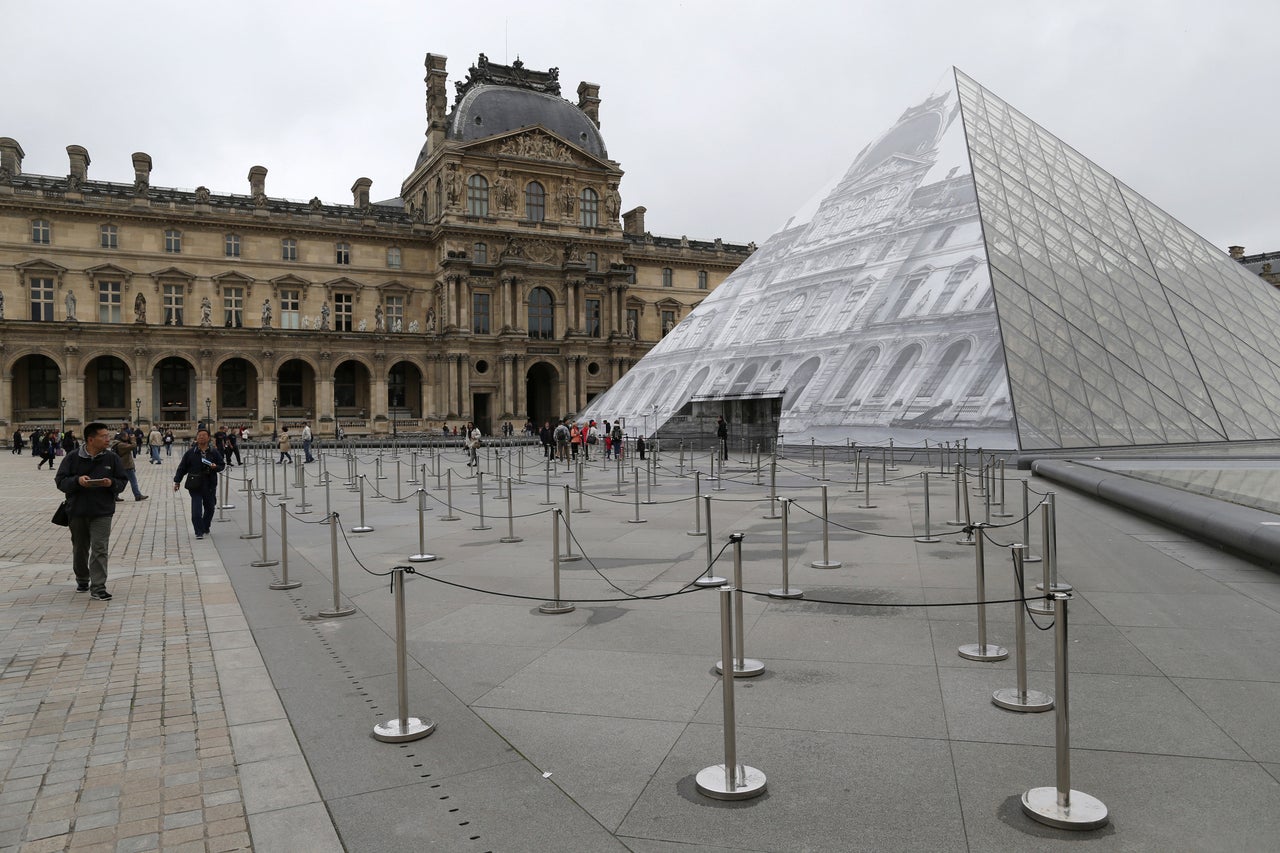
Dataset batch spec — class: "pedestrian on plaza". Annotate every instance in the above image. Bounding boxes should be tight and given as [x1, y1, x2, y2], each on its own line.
[163, 428, 175, 456]
[716, 415, 729, 461]
[302, 421, 314, 463]
[226, 427, 242, 466]
[55, 421, 127, 600]
[539, 421, 554, 459]
[465, 422, 481, 467]
[37, 430, 58, 469]
[610, 422, 624, 461]
[132, 426, 144, 458]
[11, 430, 23, 454]
[111, 427, 148, 502]
[554, 420, 571, 462]
[569, 422, 581, 460]
[277, 427, 293, 464]
[61, 430, 79, 454]
[173, 427, 224, 540]
[636, 434, 647, 460]
[30, 427, 41, 456]
[148, 425, 163, 464]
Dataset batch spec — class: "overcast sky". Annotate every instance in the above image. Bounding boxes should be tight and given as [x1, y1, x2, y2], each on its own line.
[5, 0, 1276, 254]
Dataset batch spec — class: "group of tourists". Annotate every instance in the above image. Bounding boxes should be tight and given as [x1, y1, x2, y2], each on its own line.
[537, 419, 631, 462]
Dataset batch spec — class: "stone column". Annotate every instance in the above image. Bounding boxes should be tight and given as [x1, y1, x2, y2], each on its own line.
[459, 355, 472, 417]
[512, 355, 524, 421]
[565, 355, 578, 414]
[445, 354, 458, 417]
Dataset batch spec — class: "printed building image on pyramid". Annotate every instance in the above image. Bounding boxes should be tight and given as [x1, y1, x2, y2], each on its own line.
[583, 69, 1280, 452]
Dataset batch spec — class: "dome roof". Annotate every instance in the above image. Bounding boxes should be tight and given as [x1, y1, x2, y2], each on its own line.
[416, 84, 607, 168]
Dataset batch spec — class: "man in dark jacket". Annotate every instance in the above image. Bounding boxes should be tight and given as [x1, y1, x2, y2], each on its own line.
[716, 415, 729, 461]
[173, 427, 224, 540]
[55, 422, 128, 600]
[112, 426, 148, 502]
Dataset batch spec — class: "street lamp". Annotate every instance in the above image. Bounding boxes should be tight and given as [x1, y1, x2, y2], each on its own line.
[135, 397, 141, 425]
[205, 397, 212, 423]
[60, 397, 66, 434]
[272, 397, 279, 440]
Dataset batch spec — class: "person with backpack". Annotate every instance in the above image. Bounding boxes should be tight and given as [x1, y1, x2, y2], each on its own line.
[610, 422, 624, 461]
[553, 420, 571, 462]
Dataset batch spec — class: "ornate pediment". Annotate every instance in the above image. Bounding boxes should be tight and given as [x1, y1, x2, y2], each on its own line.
[467, 128, 607, 170]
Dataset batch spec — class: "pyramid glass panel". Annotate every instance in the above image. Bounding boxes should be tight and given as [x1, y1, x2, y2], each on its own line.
[583, 69, 1280, 453]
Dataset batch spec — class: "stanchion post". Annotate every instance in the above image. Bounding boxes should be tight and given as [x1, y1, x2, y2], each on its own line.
[251, 492, 279, 567]
[1022, 479, 1042, 563]
[958, 526, 1008, 661]
[811, 485, 842, 568]
[317, 512, 355, 618]
[1020, 592, 1109, 830]
[269, 502, 301, 590]
[500, 478, 522, 543]
[560, 485, 581, 562]
[696, 585, 767, 801]
[440, 469, 460, 521]
[1035, 491, 1071, 593]
[695, 495, 727, 586]
[993, 544, 1052, 712]
[769, 498, 803, 599]
[351, 475, 375, 532]
[916, 471, 940, 543]
[219, 468, 235, 510]
[409, 489, 437, 562]
[372, 567, 438, 743]
[763, 456, 779, 519]
[473, 472, 491, 531]
[239, 479, 260, 540]
[858, 456, 876, 509]
[716, 533, 764, 677]
[627, 466, 647, 524]
[687, 471, 704, 536]
[539, 510, 575, 614]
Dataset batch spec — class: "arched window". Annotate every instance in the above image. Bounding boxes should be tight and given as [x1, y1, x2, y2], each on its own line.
[914, 340, 970, 399]
[870, 345, 920, 400]
[527, 288, 554, 340]
[525, 181, 545, 222]
[836, 348, 879, 400]
[579, 188, 599, 227]
[467, 174, 489, 216]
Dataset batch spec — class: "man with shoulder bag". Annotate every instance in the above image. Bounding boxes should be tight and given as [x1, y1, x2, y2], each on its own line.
[173, 427, 224, 540]
[54, 422, 128, 600]
[112, 426, 148, 502]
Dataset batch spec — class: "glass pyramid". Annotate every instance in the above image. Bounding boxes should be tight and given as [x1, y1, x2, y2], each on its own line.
[584, 69, 1280, 451]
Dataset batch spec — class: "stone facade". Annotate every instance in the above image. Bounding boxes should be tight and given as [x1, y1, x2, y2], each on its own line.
[0, 53, 750, 439]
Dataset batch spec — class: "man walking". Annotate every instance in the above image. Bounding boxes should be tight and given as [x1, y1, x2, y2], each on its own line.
[148, 424, 163, 464]
[302, 421, 314, 463]
[112, 426, 149, 502]
[716, 415, 729, 461]
[173, 427, 224, 540]
[55, 422, 127, 600]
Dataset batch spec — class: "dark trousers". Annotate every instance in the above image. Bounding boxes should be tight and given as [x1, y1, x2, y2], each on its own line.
[189, 488, 216, 535]
[68, 515, 111, 592]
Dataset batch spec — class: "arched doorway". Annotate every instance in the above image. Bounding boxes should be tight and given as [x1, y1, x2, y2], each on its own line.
[84, 355, 132, 424]
[277, 359, 318, 427]
[526, 362, 560, 426]
[216, 357, 258, 424]
[332, 360, 369, 417]
[12, 354, 61, 428]
[782, 356, 822, 410]
[154, 356, 196, 427]
[388, 361, 422, 433]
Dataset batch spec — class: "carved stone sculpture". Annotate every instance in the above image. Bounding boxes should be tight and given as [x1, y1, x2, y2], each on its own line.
[375, 305, 385, 332]
[200, 296, 212, 327]
[134, 292, 146, 324]
[261, 299, 272, 327]
[408, 320, 420, 333]
[65, 290, 78, 321]
[319, 301, 331, 331]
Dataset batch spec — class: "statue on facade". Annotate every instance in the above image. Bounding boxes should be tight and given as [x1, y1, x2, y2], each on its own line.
[0, 290, 5, 320]
[261, 299, 272, 327]
[564, 242, 582, 263]
[200, 297, 212, 326]
[65, 173, 82, 192]
[309, 196, 323, 212]
[559, 178, 576, 218]
[626, 316, 637, 339]
[408, 319, 420, 333]
[319, 301, 331, 331]
[65, 290, 78, 322]
[425, 306, 436, 332]
[375, 305, 385, 332]
[134, 292, 146, 323]
[302, 316, 312, 330]
[445, 163, 463, 207]
[195, 186, 210, 203]
[392, 318, 403, 333]
[357, 318, 368, 332]
[604, 182, 621, 223]
[495, 169, 516, 210]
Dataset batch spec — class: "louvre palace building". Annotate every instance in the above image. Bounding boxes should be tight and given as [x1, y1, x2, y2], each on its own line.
[0, 53, 751, 439]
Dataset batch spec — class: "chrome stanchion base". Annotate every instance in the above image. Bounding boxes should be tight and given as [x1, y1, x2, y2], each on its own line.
[695, 764, 767, 801]
[993, 510, 1014, 518]
[914, 535, 941, 543]
[1026, 598, 1054, 616]
[499, 535, 523, 543]
[715, 658, 765, 677]
[1024, 553, 1043, 563]
[1036, 581, 1074, 592]
[558, 554, 582, 563]
[219, 502, 235, 510]
[408, 553, 437, 563]
[768, 587, 804, 599]
[857, 502, 878, 509]
[472, 524, 492, 531]
[694, 575, 727, 587]
[251, 558, 280, 568]
[1020, 787, 1109, 830]
[351, 525, 375, 533]
[439, 514, 460, 521]
[687, 529, 704, 536]
[538, 600, 575, 614]
[992, 687, 1054, 713]
[626, 518, 648, 524]
[945, 519, 966, 526]
[239, 532, 262, 540]
[372, 716, 436, 744]
[317, 605, 356, 618]
[268, 579, 302, 591]
[958, 643, 1009, 661]
[810, 559, 843, 569]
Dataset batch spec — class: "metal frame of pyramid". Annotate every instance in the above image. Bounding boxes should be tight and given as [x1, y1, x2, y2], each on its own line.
[584, 69, 1280, 453]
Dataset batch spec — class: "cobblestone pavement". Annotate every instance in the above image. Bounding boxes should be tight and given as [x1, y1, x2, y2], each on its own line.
[0, 455, 338, 852]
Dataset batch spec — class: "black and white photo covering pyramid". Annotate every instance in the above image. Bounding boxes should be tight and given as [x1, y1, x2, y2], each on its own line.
[583, 69, 1280, 451]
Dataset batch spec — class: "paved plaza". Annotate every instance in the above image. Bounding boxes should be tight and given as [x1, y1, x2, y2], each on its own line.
[3, 442, 1280, 851]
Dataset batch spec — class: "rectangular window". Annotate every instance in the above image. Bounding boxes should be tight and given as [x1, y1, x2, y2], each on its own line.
[698, 270, 708, 290]
[385, 295, 404, 331]
[334, 293, 353, 331]
[164, 229, 182, 253]
[223, 286, 244, 327]
[662, 268, 673, 287]
[162, 284, 184, 326]
[31, 220, 50, 244]
[335, 242, 351, 265]
[225, 233, 241, 257]
[585, 297, 601, 338]
[279, 289, 300, 330]
[386, 247, 402, 269]
[282, 238, 297, 261]
[29, 278, 55, 321]
[586, 252, 598, 272]
[100, 224, 118, 249]
[579, 190, 599, 227]
[473, 242, 488, 264]
[472, 292, 490, 335]
[98, 281, 122, 323]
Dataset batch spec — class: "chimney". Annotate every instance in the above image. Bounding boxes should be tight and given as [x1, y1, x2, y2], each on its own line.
[351, 177, 372, 208]
[577, 81, 601, 128]
[131, 152, 152, 187]
[1229, 245, 1245, 259]
[248, 165, 267, 198]
[424, 53, 449, 157]
[622, 206, 646, 236]
[67, 145, 90, 184]
[0, 137, 23, 177]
